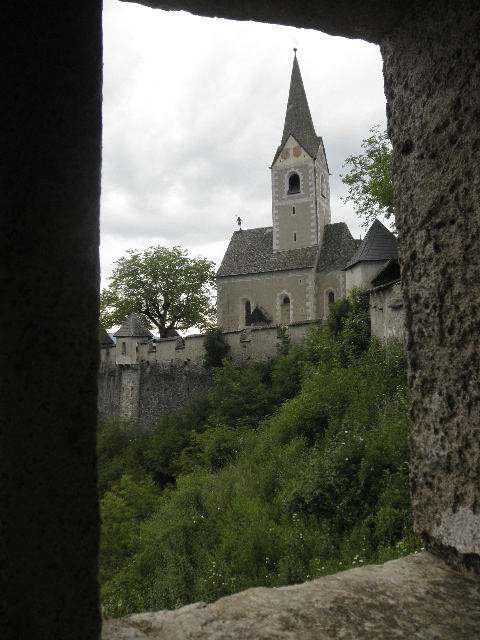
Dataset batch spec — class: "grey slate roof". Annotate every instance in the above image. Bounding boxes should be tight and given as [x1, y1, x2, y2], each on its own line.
[272, 53, 323, 166]
[371, 259, 401, 288]
[114, 312, 153, 338]
[316, 223, 360, 272]
[217, 223, 359, 278]
[216, 227, 317, 277]
[344, 219, 398, 270]
[99, 328, 114, 345]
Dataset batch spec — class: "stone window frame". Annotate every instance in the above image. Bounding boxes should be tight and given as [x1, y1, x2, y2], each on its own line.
[278, 290, 293, 324]
[320, 173, 326, 198]
[325, 289, 335, 316]
[285, 170, 302, 196]
[239, 297, 252, 328]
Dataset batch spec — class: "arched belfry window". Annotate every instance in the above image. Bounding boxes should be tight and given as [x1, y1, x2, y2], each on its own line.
[245, 300, 252, 326]
[287, 173, 300, 195]
[280, 294, 291, 324]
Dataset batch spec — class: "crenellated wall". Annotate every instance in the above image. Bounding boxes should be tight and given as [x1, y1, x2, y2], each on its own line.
[98, 323, 314, 429]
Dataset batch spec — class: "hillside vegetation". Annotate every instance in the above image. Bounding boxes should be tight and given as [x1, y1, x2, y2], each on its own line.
[98, 289, 421, 617]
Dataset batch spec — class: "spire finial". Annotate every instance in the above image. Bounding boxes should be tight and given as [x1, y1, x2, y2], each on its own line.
[293, 47, 297, 57]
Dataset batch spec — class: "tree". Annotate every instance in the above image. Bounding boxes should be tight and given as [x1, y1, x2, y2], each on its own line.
[100, 246, 216, 338]
[203, 327, 230, 368]
[341, 126, 394, 231]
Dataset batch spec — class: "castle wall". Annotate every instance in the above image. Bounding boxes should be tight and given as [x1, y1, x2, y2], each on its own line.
[98, 322, 314, 429]
[369, 281, 405, 344]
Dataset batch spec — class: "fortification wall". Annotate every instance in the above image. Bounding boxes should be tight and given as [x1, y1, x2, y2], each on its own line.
[369, 281, 405, 344]
[98, 322, 314, 429]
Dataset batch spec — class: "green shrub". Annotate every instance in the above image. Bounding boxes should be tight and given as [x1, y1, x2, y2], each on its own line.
[99, 290, 420, 617]
[203, 326, 230, 368]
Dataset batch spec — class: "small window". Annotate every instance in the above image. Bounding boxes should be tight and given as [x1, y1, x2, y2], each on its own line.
[292, 206, 296, 215]
[245, 300, 252, 326]
[328, 291, 335, 305]
[321, 174, 326, 198]
[283, 296, 290, 305]
[293, 232, 297, 242]
[121, 341, 126, 355]
[287, 173, 300, 195]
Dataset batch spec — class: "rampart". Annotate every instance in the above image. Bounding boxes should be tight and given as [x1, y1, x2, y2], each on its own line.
[98, 322, 313, 429]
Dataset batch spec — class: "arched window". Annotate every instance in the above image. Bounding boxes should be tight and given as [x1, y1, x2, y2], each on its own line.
[328, 291, 335, 305]
[321, 174, 326, 198]
[245, 300, 252, 326]
[280, 294, 291, 324]
[287, 173, 300, 194]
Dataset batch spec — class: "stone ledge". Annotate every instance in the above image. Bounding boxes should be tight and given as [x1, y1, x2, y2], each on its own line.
[102, 553, 480, 639]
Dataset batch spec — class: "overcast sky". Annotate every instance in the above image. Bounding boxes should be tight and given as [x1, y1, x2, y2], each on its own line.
[101, 0, 387, 288]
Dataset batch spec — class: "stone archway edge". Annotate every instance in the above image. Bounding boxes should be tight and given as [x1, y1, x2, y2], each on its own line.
[102, 553, 480, 639]
[120, 0, 426, 42]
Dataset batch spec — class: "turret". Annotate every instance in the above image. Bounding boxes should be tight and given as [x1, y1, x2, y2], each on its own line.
[113, 312, 153, 365]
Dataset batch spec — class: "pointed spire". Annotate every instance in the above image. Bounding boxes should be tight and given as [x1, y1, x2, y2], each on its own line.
[275, 51, 320, 162]
[114, 312, 153, 338]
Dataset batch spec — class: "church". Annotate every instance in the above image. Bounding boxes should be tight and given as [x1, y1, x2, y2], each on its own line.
[216, 51, 365, 331]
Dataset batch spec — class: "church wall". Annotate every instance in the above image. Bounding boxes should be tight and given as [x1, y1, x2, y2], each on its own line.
[345, 260, 389, 293]
[217, 268, 314, 330]
[315, 269, 347, 319]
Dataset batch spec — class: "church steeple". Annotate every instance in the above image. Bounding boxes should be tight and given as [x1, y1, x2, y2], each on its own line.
[273, 51, 320, 165]
[270, 51, 331, 253]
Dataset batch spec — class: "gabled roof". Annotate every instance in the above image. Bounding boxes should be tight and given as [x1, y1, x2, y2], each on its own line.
[371, 259, 401, 288]
[251, 305, 272, 324]
[99, 328, 114, 345]
[272, 53, 322, 165]
[344, 219, 398, 270]
[114, 312, 153, 338]
[216, 227, 318, 277]
[316, 223, 360, 272]
[217, 222, 359, 279]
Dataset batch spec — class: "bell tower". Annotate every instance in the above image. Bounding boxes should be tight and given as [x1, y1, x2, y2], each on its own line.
[271, 50, 331, 252]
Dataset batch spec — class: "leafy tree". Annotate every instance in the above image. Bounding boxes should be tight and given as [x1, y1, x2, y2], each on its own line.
[341, 126, 394, 230]
[203, 327, 230, 368]
[100, 246, 216, 337]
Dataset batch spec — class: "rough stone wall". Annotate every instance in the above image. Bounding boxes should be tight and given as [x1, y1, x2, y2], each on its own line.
[381, 0, 480, 562]
[98, 359, 213, 430]
[98, 323, 313, 428]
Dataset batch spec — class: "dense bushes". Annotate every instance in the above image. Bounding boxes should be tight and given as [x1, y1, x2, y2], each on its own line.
[98, 290, 421, 617]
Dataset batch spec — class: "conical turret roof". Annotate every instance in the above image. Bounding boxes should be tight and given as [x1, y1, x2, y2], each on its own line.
[272, 52, 322, 164]
[344, 219, 398, 270]
[114, 312, 153, 338]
